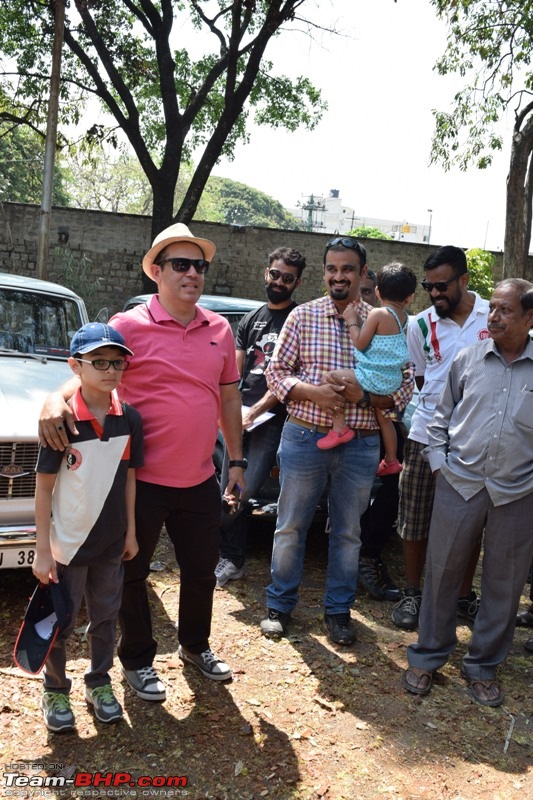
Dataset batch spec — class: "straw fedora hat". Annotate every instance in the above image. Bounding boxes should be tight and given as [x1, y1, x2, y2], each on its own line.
[142, 223, 216, 276]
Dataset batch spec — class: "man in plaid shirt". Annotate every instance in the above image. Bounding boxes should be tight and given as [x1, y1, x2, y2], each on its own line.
[263, 237, 414, 644]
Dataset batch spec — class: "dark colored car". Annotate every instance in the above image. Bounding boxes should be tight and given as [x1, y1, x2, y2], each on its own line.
[122, 293, 263, 337]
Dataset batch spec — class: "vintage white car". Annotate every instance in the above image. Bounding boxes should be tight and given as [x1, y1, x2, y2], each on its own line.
[0, 272, 89, 569]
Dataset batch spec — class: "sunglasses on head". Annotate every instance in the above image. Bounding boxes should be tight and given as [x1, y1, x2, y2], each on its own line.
[268, 267, 297, 285]
[157, 257, 210, 274]
[420, 275, 461, 293]
[326, 237, 360, 250]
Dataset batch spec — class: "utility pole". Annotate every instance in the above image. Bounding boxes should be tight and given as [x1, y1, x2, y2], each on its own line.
[297, 194, 326, 232]
[427, 208, 433, 245]
[36, 0, 65, 281]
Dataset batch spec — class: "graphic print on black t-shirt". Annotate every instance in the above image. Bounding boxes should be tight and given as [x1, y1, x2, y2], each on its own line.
[236, 302, 296, 413]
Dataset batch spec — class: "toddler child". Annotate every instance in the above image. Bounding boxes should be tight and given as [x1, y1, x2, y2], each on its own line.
[318, 263, 416, 477]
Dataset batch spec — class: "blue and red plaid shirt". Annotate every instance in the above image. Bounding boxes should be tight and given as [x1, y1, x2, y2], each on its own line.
[266, 295, 415, 429]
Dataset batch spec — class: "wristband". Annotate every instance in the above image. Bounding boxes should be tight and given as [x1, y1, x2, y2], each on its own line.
[346, 323, 361, 328]
[228, 459, 248, 471]
[357, 391, 371, 409]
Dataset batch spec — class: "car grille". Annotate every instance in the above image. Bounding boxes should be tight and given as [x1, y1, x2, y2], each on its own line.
[0, 442, 39, 499]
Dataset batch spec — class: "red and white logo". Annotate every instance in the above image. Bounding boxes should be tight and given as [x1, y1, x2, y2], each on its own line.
[65, 447, 82, 471]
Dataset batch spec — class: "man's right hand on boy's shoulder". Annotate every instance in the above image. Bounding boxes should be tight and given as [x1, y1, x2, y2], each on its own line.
[39, 391, 78, 450]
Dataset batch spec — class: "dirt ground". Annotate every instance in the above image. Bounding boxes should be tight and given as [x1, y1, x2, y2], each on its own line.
[1, 518, 532, 800]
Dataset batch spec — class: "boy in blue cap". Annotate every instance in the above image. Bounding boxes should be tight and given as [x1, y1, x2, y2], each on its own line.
[33, 323, 144, 732]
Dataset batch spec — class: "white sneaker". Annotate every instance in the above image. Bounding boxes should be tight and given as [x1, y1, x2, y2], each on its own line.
[215, 558, 245, 587]
[178, 645, 232, 681]
[121, 666, 166, 701]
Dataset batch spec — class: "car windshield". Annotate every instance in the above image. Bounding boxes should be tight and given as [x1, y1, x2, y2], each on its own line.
[0, 288, 82, 357]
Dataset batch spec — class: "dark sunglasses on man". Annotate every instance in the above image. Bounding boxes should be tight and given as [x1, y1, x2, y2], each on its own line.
[157, 257, 210, 274]
[420, 275, 461, 293]
[268, 267, 297, 285]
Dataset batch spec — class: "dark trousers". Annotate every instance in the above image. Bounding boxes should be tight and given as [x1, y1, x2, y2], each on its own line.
[220, 414, 285, 567]
[360, 422, 405, 559]
[117, 476, 220, 669]
[45, 556, 123, 692]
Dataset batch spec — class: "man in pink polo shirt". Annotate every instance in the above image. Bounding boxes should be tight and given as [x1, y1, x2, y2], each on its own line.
[39, 224, 245, 702]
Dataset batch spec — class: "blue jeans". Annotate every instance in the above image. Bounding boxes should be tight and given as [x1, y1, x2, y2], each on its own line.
[220, 414, 285, 566]
[266, 420, 380, 615]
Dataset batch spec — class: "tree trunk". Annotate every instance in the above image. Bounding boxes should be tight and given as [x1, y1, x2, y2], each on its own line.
[141, 174, 177, 293]
[504, 112, 533, 278]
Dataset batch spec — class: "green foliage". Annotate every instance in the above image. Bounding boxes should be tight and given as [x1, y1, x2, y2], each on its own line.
[54, 248, 103, 320]
[198, 176, 305, 229]
[465, 248, 496, 299]
[0, 125, 71, 205]
[347, 226, 392, 240]
[0, 1, 327, 230]
[430, 0, 532, 171]
[63, 145, 153, 214]
[61, 145, 303, 229]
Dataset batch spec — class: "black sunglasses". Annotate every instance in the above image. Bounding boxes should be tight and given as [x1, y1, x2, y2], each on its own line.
[268, 267, 297, 285]
[420, 275, 461, 293]
[326, 237, 360, 250]
[157, 257, 210, 274]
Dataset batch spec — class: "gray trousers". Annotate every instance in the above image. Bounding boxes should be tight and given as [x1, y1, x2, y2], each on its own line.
[44, 555, 123, 692]
[408, 473, 533, 680]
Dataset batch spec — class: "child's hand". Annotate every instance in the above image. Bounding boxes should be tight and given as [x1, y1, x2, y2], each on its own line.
[123, 532, 139, 561]
[342, 303, 362, 327]
[32, 552, 58, 584]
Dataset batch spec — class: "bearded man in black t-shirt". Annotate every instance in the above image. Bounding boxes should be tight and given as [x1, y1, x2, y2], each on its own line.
[215, 246, 306, 586]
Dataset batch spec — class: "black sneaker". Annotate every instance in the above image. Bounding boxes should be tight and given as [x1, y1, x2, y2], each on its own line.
[358, 557, 401, 602]
[391, 588, 422, 630]
[121, 666, 166, 701]
[525, 636, 533, 654]
[178, 645, 232, 681]
[260, 608, 290, 638]
[457, 590, 480, 623]
[324, 613, 356, 645]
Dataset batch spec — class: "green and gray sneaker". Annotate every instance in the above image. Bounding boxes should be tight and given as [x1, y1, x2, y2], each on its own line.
[42, 691, 75, 732]
[85, 684, 123, 723]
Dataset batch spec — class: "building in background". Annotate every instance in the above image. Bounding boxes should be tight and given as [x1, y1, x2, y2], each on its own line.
[289, 189, 431, 244]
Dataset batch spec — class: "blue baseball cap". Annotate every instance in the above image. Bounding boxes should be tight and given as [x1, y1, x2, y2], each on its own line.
[70, 323, 133, 357]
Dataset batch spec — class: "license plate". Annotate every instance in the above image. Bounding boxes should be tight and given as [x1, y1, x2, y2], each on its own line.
[0, 547, 36, 569]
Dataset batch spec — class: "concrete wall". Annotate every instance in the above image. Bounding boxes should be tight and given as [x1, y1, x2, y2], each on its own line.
[0, 201, 512, 318]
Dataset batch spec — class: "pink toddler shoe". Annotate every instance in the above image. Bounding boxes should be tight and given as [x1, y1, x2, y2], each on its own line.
[317, 427, 355, 450]
[376, 458, 403, 476]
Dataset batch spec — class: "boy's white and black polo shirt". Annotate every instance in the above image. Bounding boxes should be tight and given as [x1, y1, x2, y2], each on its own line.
[36, 388, 144, 567]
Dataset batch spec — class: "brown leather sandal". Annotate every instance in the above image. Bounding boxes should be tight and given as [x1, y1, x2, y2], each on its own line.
[462, 673, 503, 707]
[402, 667, 433, 696]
